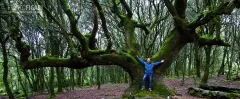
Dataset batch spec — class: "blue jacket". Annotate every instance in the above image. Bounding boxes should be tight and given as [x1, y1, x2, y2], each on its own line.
[137, 58, 162, 74]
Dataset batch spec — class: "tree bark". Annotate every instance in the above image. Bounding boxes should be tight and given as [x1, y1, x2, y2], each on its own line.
[194, 43, 201, 78]
[201, 46, 212, 84]
[97, 66, 100, 89]
[49, 68, 56, 98]
[218, 47, 227, 76]
[1, 39, 15, 99]
[56, 67, 63, 92]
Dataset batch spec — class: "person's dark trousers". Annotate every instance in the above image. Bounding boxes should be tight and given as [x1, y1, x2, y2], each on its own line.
[142, 73, 152, 89]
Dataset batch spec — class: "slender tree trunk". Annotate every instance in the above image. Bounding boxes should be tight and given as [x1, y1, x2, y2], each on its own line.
[60, 68, 66, 89]
[12, 56, 28, 98]
[56, 68, 63, 92]
[39, 69, 44, 93]
[1, 42, 15, 99]
[188, 45, 192, 76]
[175, 60, 179, 77]
[201, 46, 212, 84]
[182, 49, 187, 85]
[76, 69, 82, 87]
[97, 66, 100, 89]
[124, 72, 128, 83]
[49, 68, 55, 98]
[90, 67, 94, 86]
[194, 43, 201, 78]
[70, 69, 75, 90]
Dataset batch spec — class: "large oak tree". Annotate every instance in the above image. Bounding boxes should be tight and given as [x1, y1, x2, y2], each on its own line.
[1, 0, 239, 97]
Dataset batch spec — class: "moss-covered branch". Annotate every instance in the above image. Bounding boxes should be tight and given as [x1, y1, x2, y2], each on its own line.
[134, 13, 170, 35]
[163, 0, 179, 17]
[174, 0, 187, 19]
[22, 56, 89, 69]
[163, 0, 186, 34]
[59, 0, 88, 53]
[93, 0, 112, 51]
[197, 37, 231, 47]
[21, 53, 140, 74]
[89, 3, 98, 50]
[120, 0, 133, 18]
[111, 0, 125, 20]
[188, 0, 240, 29]
[134, 23, 150, 35]
[149, 13, 170, 30]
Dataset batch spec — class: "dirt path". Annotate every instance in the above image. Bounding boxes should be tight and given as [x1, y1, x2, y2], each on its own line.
[27, 76, 240, 99]
[30, 84, 128, 99]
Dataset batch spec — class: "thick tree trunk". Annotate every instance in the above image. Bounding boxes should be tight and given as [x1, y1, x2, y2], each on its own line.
[123, 29, 187, 97]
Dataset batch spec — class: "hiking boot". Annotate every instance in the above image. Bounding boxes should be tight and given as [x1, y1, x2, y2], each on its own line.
[141, 88, 145, 90]
[149, 88, 152, 91]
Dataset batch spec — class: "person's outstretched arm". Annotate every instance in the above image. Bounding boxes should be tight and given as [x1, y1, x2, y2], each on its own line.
[137, 56, 146, 65]
[153, 60, 164, 67]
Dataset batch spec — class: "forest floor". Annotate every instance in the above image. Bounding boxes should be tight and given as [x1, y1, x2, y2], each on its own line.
[1, 75, 239, 99]
[164, 75, 240, 99]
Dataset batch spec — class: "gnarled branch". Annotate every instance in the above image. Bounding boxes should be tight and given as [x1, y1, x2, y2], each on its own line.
[89, 3, 98, 50]
[163, 0, 178, 17]
[111, 0, 125, 20]
[174, 0, 187, 19]
[188, 0, 240, 29]
[163, 0, 185, 34]
[134, 12, 170, 35]
[134, 23, 150, 35]
[197, 37, 231, 47]
[120, 0, 133, 18]
[93, 0, 112, 51]
[59, 0, 88, 54]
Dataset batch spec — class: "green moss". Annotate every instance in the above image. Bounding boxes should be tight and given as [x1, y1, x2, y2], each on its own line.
[154, 82, 175, 96]
[201, 34, 213, 39]
[152, 29, 180, 61]
[48, 94, 56, 99]
[189, 90, 195, 95]
[196, 92, 202, 97]
[16, 91, 25, 98]
[84, 34, 91, 41]
[27, 56, 69, 68]
[227, 93, 240, 99]
[8, 26, 16, 31]
[128, 82, 174, 98]
[22, 43, 29, 48]
[89, 50, 105, 54]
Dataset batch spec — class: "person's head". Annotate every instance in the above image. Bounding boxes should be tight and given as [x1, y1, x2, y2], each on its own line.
[147, 58, 151, 63]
